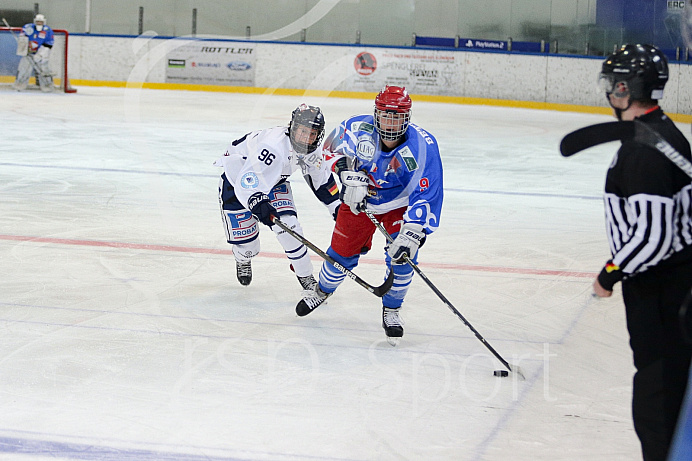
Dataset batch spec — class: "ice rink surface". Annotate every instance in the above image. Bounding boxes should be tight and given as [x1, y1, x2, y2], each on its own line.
[2, 87, 690, 460]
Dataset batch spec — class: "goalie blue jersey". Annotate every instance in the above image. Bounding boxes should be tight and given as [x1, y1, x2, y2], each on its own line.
[324, 114, 444, 234]
[21, 23, 54, 53]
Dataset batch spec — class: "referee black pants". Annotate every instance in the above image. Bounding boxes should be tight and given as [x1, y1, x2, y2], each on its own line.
[622, 261, 692, 461]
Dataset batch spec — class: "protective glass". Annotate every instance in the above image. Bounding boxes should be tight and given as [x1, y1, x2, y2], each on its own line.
[598, 74, 630, 98]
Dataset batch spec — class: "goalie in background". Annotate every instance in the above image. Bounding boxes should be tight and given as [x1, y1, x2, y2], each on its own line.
[14, 14, 54, 92]
[592, 44, 692, 461]
[213, 104, 340, 292]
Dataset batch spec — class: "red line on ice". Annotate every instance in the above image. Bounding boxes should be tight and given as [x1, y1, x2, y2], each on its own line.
[0, 234, 596, 278]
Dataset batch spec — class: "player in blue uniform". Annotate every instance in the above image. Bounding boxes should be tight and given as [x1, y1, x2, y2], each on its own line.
[14, 14, 54, 92]
[296, 86, 444, 344]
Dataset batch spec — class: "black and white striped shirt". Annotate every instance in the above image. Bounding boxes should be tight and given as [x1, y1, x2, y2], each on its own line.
[598, 108, 692, 289]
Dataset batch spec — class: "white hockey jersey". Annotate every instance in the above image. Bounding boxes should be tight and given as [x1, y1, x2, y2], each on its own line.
[214, 126, 337, 210]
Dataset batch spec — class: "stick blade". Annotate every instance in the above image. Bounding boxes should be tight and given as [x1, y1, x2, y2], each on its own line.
[509, 365, 526, 381]
[373, 270, 395, 297]
[560, 121, 634, 157]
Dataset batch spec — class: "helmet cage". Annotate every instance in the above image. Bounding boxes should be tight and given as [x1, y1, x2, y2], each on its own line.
[374, 85, 412, 142]
[374, 109, 410, 142]
[288, 104, 325, 154]
[33, 14, 46, 31]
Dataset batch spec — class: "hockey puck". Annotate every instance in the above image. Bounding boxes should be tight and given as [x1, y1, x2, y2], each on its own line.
[493, 370, 509, 377]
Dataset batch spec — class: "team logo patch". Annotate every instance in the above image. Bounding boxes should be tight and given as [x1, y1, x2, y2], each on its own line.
[356, 138, 376, 161]
[240, 172, 260, 189]
[359, 122, 375, 134]
[350, 121, 374, 134]
[385, 156, 401, 175]
[398, 146, 418, 172]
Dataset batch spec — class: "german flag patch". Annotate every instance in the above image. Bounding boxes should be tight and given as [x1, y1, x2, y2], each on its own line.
[605, 262, 620, 273]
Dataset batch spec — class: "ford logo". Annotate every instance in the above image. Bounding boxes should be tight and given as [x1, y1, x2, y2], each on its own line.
[227, 61, 252, 71]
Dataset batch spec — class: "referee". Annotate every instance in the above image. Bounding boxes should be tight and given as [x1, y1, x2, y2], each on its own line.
[594, 44, 692, 461]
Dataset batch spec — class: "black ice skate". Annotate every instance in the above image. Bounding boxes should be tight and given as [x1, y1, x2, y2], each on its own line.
[296, 286, 330, 316]
[297, 274, 317, 291]
[382, 307, 404, 346]
[236, 260, 252, 286]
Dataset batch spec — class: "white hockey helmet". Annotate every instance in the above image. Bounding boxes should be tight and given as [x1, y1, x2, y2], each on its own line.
[34, 14, 46, 26]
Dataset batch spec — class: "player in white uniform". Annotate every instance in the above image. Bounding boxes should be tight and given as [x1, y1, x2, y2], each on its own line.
[214, 104, 340, 290]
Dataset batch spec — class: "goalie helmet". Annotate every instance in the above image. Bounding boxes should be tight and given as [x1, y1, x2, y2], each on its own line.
[599, 44, 668, 101]
[34, 14, 46, 31]
[288, 104, 325, 154]
[374, 85, 412, 142]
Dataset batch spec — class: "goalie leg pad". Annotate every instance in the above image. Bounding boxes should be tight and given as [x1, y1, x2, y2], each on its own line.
[38, 73, 54, 92]
[36, 58, 53, 92]
[14, 56, 33, 90]
[34, 46, 53, 92]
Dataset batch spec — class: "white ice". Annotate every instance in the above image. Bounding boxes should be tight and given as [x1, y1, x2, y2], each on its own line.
[2, 87, 689, 460]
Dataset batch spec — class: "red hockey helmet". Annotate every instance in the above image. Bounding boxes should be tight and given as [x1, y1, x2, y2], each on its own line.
[374, 85, 412, 141]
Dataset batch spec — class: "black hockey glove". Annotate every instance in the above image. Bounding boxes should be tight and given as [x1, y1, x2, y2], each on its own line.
[247, 192, 277, 227]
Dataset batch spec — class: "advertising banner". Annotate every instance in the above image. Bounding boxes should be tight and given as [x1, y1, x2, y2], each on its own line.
[341, 49, 462, 96]
[457, 38, 508, 51]
[166, 41, 256, 86]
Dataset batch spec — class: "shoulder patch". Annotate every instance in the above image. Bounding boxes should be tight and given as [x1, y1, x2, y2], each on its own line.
[350, 121, 374, 134]
[359, 122, 375, 134]
[398, 146, 418, 172]
[240, 172, 260, 189]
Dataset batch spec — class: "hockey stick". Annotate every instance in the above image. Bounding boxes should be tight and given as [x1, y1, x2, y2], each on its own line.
[561, 120, 692, 179]
[271, 216, 394, 297]
[363, 209, 524, 379]
[560, 121, 634, 157]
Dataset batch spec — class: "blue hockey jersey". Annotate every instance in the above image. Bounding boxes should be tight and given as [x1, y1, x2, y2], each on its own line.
[21, 23, 54, 54]
[324, 114, 444, 234]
